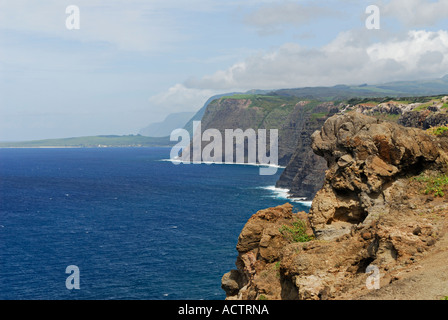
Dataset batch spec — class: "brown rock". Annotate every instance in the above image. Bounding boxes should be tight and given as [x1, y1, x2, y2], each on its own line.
[309, 113, 447, 230]
[223, 113, 448, 300]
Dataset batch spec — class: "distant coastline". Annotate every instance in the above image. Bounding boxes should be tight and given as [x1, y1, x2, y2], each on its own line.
[0, 135, 175, 148]
[0, 146, 172, 149]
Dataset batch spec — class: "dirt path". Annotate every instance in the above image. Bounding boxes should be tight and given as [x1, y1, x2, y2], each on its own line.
[358, 229, 448, 300]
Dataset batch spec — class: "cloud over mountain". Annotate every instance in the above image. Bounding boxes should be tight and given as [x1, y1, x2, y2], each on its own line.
[383, 0, 448, 27]
[185, 30, 448, 90]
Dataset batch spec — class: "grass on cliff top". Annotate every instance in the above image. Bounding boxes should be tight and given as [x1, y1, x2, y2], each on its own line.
[217, 94, 320, 112]
[413, 101, 435, 112]
[347, 95, 447, 107]
[347, 96, 425, 106]
[220, 93, 278, 100]
[413, 172, 448, 197]
[310, 112, 328, 121]
[215, 94, 328, 129]
[249, 96, 301, 114]
[279, 218, 313, 243]
[426, 125, 448, 136]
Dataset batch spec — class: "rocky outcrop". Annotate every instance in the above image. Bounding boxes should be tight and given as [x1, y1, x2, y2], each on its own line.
[355, 101, 416, 115]
[278, 97, 448, 200]
[187, 94, 447, 200]
[221, 203, 314, 300]
[223, 113, 448, 300]
[398, 109, 448, 129]
[309, 112, 448, 235]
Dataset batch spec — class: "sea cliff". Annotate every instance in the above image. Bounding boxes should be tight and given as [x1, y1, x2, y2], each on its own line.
[277, 95, 448, 200]
[222, 113, 448, 300]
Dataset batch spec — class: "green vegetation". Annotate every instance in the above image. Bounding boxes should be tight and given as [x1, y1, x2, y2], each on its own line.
[347, 95, 444, 106]
[258, 294, 268, 300]
[413, 173, 448, 197]
[217, 94, 301, 110]
[301, 100, 322, 113]
[274, 261, 281, 270]
[219, 93, 293, 101]
[220, 94, 326, 115]
[272, 75, 448, 101]
[413, 102, 433, 112]
[442, 296, 448, 300]
[310, 112, 328, 121]
[426, 126, 448, 136]
[220, 93, 274, 100]
[273, 261, 281, 278]
[279, 218, 313, 243]
[346, 95, 448, 118]
[213, 93, 448, 128]
[411, 97, 448, 112]
[215, 94, 327, 129]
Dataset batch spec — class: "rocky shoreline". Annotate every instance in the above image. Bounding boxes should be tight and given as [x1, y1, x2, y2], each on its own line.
[222, 112, 448, 300]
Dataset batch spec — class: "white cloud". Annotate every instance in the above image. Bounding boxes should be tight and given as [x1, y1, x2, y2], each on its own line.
[148, 84, 218, 115]
[244, 1, 339, 34]
[367, 30, 448, 72]
[383, 0, 448, 27]
[0, 0, 203, 52]
[184, 29, 448, 90]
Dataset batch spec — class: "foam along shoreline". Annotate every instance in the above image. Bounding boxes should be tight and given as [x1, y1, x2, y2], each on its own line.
[159, 158, 286, 169]
[260, 186, 312, 206]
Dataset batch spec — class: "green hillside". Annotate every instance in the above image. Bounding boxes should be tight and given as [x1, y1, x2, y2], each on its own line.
[272, 75, 448, 100]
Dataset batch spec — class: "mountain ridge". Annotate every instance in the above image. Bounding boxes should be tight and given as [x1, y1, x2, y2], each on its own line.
[139, 112, 195, 137]
[2, 76, 447, 148]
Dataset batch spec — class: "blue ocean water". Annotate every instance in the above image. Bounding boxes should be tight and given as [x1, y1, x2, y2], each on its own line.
[0, 148, 309, 300]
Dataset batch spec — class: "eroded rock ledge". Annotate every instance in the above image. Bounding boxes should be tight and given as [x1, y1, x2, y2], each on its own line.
[222, 113, 448, 300]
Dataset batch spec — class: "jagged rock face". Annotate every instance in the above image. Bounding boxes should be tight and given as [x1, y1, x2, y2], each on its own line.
[398, 110, 448, 129]
[275, 117, 328, 199]
[221, 204, 313, 300]
[197, 98, 337, 166]
[223, 113, 448, 300]
[309, 112, 447, 233]
[223, 198, 448, 300]
[278, 100, 448, 200]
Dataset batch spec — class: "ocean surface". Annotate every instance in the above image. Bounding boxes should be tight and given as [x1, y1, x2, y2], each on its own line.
[0, 147, 310, 300]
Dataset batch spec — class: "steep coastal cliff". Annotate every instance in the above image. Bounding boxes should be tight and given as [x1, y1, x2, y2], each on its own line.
[222, 113, 448, 300]
[278, 96, 448, 200]
[194, 95, 337, 166]
[273, 114, 328, 199]
[187, 93, 447, 201]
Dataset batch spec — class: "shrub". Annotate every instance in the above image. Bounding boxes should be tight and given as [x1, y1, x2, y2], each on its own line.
[426, 126, 448, 136]
[413, 173, 448, 197]
[279, 218, 313, 243]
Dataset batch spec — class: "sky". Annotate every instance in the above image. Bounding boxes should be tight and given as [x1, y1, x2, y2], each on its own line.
[0, 0, 447, 141]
